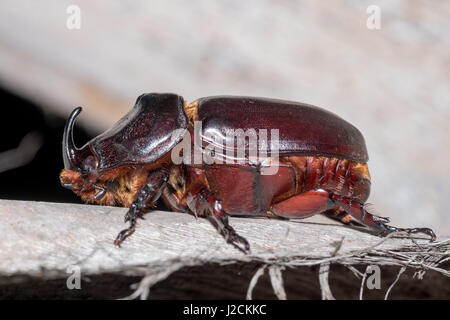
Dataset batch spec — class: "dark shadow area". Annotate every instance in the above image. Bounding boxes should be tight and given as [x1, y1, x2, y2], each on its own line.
[0, 87, 92, 203]
[0, 262, 448, 299]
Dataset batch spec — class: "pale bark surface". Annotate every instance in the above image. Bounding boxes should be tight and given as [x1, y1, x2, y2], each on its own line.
[1, 199, 448, 299]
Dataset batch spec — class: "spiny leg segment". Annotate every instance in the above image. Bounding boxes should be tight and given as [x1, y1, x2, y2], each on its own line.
[186, 188, 250, 253]
[330, 194, 436, 241]
[114, 169, 168, 246]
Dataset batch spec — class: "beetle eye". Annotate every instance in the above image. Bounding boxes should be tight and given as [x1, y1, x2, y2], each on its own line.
[80, 166, 91, 177]
[80, 155, 96, 175]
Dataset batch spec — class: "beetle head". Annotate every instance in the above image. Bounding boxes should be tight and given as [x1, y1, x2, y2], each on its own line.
[60, 107, 99, 197]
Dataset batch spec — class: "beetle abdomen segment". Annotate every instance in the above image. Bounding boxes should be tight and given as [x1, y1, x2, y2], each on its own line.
[182, 156, 370, 217]
[268, 156, 370, 220]
[285, 156, 371, 203]
[203, 163, 299, 215]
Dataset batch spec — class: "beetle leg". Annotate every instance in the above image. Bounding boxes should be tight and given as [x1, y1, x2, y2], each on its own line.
[378, 225, 437, 241]
[331, 195, 437, 241]
[323, 208, 363, 227]
[93, 185, 106, 201]
[186, 188, 250, 254]
[114, 169, 169, 246]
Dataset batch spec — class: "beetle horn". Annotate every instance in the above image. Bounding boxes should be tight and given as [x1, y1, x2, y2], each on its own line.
[63, 107, 83, 170]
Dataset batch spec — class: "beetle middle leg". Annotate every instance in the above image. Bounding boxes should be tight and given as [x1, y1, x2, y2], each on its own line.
[186, 187, 250, 254]
[331, 195, 437, 241]
[114, 169, 169, 246]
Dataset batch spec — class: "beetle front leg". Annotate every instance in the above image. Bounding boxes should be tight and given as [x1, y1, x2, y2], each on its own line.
[186, 188, 250, 254]
[331, 195, 437, 241]
[114, 169, 169, 246]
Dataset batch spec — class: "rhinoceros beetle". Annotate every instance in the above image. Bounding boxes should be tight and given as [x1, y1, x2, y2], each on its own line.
[60, 93, 436, 253]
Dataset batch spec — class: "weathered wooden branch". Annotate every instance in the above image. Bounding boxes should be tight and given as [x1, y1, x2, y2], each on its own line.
[0, 199, 448, 299]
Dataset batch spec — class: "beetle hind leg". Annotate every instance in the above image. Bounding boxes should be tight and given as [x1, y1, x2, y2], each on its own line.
[376, 225, 437, 241]
[187, 188, 250, 254]
[323, 208, 364, 227]
[331, 195, 436, 241]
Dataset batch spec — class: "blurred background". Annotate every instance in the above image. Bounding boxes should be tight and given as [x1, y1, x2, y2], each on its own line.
[0, 0, 449, 234]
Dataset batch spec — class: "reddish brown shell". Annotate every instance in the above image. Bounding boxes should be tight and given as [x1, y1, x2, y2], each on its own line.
[90, 93, 188, 172]
[195, 96, 368, 162]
